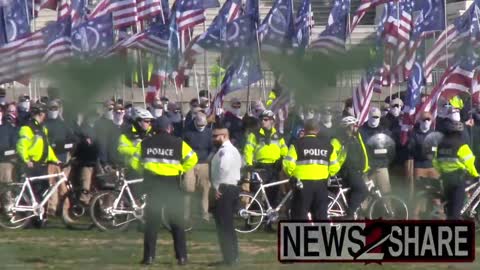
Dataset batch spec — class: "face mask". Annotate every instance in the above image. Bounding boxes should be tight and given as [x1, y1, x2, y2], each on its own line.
[113, 112, 124, 124]
[104, 110, 114, 120]
[153, 109, 163, 118]
[419, 120, 431, 133]
[195, 125, 206, 132]
[48, 110, 59, 119]
[449, 111, 461, 122]
[231, 108, 241, 116]
[19, 101, 30, 112]
[346, 107, 354, 116]
[390, 107, 401, 117]
[368, 117, 380, 128]
[306, 112, 315, 120]
[322, 114, 333, 124]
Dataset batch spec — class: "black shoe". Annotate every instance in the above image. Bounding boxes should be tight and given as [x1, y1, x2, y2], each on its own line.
[140, 257, 154, 265]
[32, 218, 47, 229]
[177, 257, 188, 266]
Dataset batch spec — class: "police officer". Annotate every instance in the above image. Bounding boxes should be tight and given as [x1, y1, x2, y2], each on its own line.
[118, 107, 153, 170]
[283, 119, 340, 220]
[332, 116, 370, 218]
[131, 117, 198, 266]
[433, 120, 479, 220]
[16, 103, 60, 226]
[243, 110, 288, 225]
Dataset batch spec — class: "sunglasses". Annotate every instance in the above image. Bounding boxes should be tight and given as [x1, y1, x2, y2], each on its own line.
[262, 118, 271, 122]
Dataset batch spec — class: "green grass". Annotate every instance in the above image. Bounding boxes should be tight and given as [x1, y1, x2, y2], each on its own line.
[0, 220, 479, 270]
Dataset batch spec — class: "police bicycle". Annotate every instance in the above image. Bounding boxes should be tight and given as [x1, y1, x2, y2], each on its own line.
[234, 168, 295, 233]
[326, 176, 409, 220]
[89, 168, 193, 232]
[0, 159, 93, 229]
[414, 178, 480, 230]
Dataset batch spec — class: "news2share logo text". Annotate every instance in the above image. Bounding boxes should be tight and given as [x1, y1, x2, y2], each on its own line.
[278, 220, 475, 263]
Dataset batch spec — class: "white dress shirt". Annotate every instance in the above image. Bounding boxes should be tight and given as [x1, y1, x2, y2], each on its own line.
[211, 140, 242, 190]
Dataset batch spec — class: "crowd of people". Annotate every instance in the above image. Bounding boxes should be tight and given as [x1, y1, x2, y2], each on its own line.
[1, 85, 480, 265]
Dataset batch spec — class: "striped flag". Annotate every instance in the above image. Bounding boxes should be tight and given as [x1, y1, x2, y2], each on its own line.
[353, 67, 383, 125]
[43, 18, 72, 64]
[350, 0, 395, 32]
[89, 0, 138, 29]
[423, 1, 475, 78]
[0, 31, 45, 84]
[310, 0, 349, 54]
[175, 0, 220, 31]
[293, 0, 314, 49]
[112, 22, 169, 54]
[137, 0, 164, 21]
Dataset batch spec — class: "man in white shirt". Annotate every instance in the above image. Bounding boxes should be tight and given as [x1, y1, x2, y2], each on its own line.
[210, 127, 241, 266]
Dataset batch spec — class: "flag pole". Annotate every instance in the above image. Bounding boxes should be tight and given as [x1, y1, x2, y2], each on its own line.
[254, 21, 267, 104]
[443, 0, 448, 68]
[187, 30, 201, 102]
[203, 21, 209, 93]
[138, 52, 147, 108]
[159, 9, 167, 99]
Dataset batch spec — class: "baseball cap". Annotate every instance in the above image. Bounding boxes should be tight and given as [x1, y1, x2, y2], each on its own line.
[390, 98, 404, 107]
[369, 107, 381, 118]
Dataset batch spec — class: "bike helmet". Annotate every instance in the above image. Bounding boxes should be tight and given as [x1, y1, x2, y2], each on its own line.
[341, 116, 358, 127]
[259, 110, 275, 120]
[30, 103, 48, 115]
[446, 120, 464, 132]
[132, 107, 154, 120]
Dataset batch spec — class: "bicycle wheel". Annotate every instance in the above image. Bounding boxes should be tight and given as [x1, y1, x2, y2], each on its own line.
[234, 192, 264, 233]
[160, 206, 193, 233]
[0, 183, 32, 229]
[327, 192, 346, 220]
[368, 194, 409, 220]
[89, 191, 134, 232]
[61, 194, 94, 230]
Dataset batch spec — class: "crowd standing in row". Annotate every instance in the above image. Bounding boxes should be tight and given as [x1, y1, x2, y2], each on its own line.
[1, 86, 479, 266]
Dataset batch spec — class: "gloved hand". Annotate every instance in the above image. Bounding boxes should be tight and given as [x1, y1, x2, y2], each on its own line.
[289, 177, 300, 189]
[103, 165, 114, 173]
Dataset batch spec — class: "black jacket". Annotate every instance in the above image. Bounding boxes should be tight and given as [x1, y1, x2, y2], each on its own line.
[45, 118, 73, 155]
[360, 124, 393, 169]
[0, 122, 18, 162]
[183, 127, 213, 163]
[221, 111, 244, 149]
[407, 125, 435, 168]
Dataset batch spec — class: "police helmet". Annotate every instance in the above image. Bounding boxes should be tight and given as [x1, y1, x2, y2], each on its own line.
[259, 110, 275, 120]
[132, 107, 154, 120]
[30, 103, 48, 115]
[341, 116, 358, 127]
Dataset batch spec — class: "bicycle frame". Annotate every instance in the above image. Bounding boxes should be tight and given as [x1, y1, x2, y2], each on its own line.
[10, 173, 67, 223]
[461, 182, 480, 216]
[108, 178, 144, 226]
[244, 172, 291, 216]
[328, 179, 379, 217]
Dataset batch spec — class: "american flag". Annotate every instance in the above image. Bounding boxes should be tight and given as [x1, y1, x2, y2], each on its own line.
[381, 0, 413, 85]
[416, 50, 479, 121]
[112, 22, 169, 54]
[399, 61, 424, 145]
[404, 0, 445, 75]
[353, 67, 383, 125]
[310, 0, 349, 54]
[175, 0, 220, 31]
[1, 0, 31, 44]
[137, 0, 164, 21]
[43, 17, 72, 64]
[0, 31, 44, 84]
[293, 0, 314, 49]
[258, 0, 295, 52]
[423, 1, 475, 78]
[89, 0, 138, 29]
[350, 0, 395, 32]
[244, 0, 259, 25]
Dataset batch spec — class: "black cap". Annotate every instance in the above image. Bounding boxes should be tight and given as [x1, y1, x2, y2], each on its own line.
[153, 116, 172, 132]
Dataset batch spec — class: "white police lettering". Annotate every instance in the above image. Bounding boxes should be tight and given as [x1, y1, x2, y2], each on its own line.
[146, 148, 174, 156]
[303, 149, 328, 157]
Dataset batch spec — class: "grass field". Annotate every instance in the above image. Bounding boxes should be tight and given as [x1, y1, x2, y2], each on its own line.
[0, 220, 479, 270]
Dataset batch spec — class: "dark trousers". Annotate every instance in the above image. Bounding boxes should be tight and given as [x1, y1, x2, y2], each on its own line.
[251, 164, 279, 208]
[343, 170, 368, 217]
[442, 171, 466, 220]
[213, 184, 240, 264]
[291, 180, 329, 220]
[143, 174, 187, 260]
[26, 165, 49, 202]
